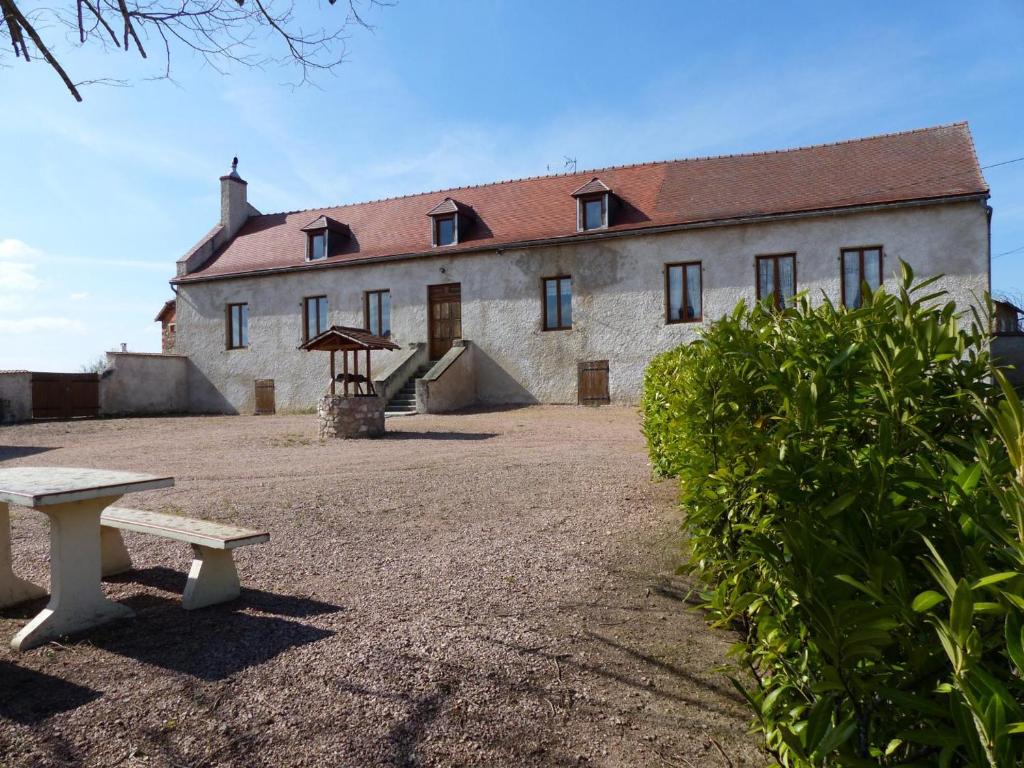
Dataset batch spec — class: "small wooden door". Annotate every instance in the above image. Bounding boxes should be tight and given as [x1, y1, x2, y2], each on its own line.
[31, 373, 99, 419]
[428, 283, 462, 360]
[578, 361, 610, 406]
[254, 379, 275, 415]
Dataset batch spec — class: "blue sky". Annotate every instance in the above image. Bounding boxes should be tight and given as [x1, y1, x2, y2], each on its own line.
[1, 0, 1022, 370]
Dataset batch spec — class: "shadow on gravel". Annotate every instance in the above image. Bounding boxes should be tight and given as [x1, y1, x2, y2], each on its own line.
[381, 431, 498, 441]
[386, 681, 455, 767]
[0, 446, 58, 461]
[109, 566, 342, 618]
[490, 636, 745, 719]
[0, 661, 101, 724]
[87, 593, 335, 681]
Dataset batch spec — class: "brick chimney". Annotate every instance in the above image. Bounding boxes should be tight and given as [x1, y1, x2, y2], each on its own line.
[220, 156, 249, 234]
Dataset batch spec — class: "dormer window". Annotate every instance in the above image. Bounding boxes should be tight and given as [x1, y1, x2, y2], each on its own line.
[309, 232, 327, 261]
[571, 178, 612, 232]
[301, 215, 348, 262]
[427, 198, 468, 247]
[435, 215, 456, 246]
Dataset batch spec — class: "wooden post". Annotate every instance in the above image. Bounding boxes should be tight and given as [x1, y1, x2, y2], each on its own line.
[354, 350, 360, 395]
[343, 350, 349, 397]
[330, 350, 336, 396]
[366, 349, 372, 396]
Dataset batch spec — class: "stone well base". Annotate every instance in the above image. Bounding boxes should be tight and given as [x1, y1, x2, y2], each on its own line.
[318, 395, 385, 439]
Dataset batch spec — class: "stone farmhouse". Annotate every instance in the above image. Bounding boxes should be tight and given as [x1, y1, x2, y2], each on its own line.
[166, 123, 990, 415]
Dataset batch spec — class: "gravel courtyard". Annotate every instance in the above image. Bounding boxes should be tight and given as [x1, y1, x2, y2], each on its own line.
[0, 407, 762, 767]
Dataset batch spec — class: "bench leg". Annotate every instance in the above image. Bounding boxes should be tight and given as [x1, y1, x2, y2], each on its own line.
[182, 545, 240, 610]
[0, 502, 47, 608]
[100, 527, 133, 577]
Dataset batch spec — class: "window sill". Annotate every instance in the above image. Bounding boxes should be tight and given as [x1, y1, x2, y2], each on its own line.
[541, 326, 573, 332]
[666, 318, 702, 325]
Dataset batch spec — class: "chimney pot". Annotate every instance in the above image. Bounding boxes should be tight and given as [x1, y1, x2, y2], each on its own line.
[220, 155, 249, 233]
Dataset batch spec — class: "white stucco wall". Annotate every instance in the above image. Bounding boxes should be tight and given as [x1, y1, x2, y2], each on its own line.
[174, 200, 990, 413]
[0, 372, 32, 424]
[99, 352, 188, 416]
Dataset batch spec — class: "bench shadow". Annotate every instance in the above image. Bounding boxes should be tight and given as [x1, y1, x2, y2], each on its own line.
[106, 566, 341, 618]
[0, 661, 101, 724]
[381, 431, 497, 441]
[0, 446, 58, 461]
[88, 594, 333, 682]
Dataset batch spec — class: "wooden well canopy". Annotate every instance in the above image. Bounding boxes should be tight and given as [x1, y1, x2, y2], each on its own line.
[301, 326, 400, 397]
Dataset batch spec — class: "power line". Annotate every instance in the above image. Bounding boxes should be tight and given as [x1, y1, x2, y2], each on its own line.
[983, 156, 1024, 171]
[994, 244, 1024, 260]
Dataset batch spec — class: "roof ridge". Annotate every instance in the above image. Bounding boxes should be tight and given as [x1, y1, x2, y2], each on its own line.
[250, 123, 972, 220]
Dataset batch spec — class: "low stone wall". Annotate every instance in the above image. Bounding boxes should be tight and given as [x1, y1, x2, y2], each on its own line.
[416, 341, 477, 413]
[372, 342, 428, 403]
[0, 372, 32, 424]
[993, 335, 1024, 387]
[318, 395, 385, 439]
[100, 352, 188, 416]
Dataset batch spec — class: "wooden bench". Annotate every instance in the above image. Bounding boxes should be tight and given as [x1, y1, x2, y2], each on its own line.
[99, 507, 269, 610]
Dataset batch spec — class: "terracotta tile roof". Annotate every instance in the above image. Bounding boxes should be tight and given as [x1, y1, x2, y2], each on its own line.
[175, 123, 988, 283]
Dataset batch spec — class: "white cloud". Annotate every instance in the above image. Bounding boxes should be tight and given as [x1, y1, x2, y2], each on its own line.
[0, 317, 86, 334]
[70, 292, 89, 301]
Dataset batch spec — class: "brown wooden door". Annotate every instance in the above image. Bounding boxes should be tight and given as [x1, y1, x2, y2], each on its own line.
[428, 283, 462, 360]
[31, 373, 99, 419]
[254, 379, 276, 415]
[577, 361, 610, 406]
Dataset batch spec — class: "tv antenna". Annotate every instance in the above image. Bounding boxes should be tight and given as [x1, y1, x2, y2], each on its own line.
[547, 155, 578, 174]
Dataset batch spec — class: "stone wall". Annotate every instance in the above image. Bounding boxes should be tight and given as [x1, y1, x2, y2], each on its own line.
[318, 395, 385, 439]
[175, 199, 991, 413]
[99, 352, 188, 416]
[0, 372, 31, 424]
[992, 335, 1024, 387]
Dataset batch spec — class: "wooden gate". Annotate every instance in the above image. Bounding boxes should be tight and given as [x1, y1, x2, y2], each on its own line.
[31, 373, 100, 420]
[428, 283, 462, 360]
[577, 360, 610, 406]
[254, 379, 276, 415]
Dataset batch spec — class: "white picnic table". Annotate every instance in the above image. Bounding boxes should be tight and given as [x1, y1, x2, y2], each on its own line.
[0, 467, 173, 651]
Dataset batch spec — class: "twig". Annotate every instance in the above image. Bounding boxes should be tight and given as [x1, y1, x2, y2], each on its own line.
[710, 738, 734, 768]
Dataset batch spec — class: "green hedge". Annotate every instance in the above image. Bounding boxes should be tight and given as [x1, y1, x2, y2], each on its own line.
[642, 264, 1024, 767]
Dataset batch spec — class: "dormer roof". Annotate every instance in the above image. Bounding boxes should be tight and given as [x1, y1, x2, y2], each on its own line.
[571, 178, 611, 197]
[301, 215, 348, 233]
[426, 197, 462, 217]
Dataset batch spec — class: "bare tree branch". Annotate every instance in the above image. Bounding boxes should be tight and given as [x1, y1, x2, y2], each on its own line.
[0, 0, 393, 99]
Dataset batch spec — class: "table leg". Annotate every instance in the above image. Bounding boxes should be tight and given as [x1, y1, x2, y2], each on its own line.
[0, 501, 47, 608]
[12, 497, 134, 651]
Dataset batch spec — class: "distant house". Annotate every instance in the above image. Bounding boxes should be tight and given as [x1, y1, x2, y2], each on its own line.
[168, 123, 991, 415]
[155, 299, 176, 353]
[994, 300, 1023, 335]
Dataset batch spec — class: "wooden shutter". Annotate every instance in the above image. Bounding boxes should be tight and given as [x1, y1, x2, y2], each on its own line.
[577, 361, 610, 406]
[254, 379, 276, 415]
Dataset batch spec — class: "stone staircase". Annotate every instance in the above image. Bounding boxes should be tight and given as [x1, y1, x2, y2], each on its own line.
[384, 363, 434, 416]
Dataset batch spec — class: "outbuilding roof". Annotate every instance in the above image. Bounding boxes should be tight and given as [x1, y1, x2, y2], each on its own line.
[174, 123, 988, 284]
[154, 299, 176, 323]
